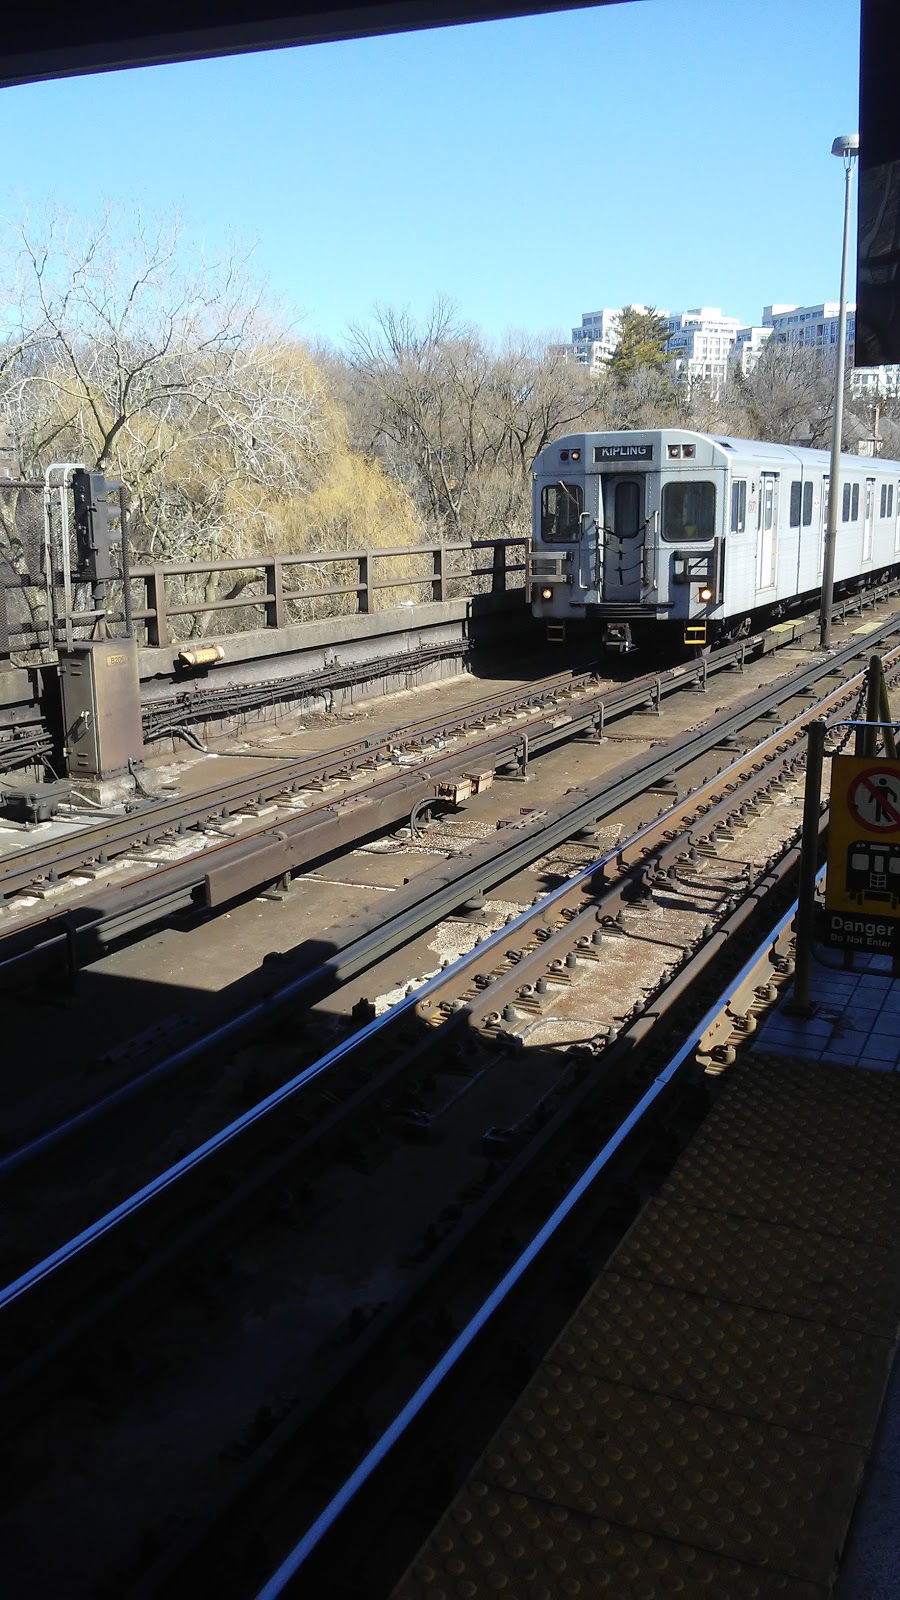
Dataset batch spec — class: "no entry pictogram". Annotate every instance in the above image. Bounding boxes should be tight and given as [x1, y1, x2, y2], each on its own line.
[847, 766, 900, 830]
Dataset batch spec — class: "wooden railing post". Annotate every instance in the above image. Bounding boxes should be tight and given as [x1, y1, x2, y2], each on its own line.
[146, 568, 168, 646]
[432, 543, 444, 602]
[358, 553, 371, 613]
[266, 557, 285, 629]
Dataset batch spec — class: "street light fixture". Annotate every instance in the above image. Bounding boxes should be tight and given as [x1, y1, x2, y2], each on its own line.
[820, 132, 860, 649]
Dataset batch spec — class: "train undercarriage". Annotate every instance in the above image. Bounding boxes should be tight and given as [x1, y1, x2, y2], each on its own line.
[545, 563, 900, 656]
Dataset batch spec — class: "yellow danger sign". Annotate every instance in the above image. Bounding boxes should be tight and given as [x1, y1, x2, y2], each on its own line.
[826, 754, 900, 953]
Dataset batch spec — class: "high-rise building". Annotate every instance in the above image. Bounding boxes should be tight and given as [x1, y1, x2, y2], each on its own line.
[556, 300, 900, 396]
[663, 308, 742, 395]
[732, 324, 774, 374]
[759, 303, 900, 395]
[556, 305, 741, 394]
[557, 306, 659, 375]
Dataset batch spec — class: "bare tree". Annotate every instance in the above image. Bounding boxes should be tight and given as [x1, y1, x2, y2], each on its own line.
[0, 203, 446, 646]
[346, 302, 602, 543]
[718, 341, 836, 446]
[602, 363, 675, 431]
[0, 206, 334, 563]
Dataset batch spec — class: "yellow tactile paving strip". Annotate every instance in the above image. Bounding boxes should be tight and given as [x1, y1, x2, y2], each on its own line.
[557, 1276, 893, 1446]
[393, 1053, 900, 1599]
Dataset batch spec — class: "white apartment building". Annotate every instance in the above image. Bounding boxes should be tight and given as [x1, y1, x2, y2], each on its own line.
[557, 300, 900, 397]
[561, 306, 659, 375]
[763, 302, 851, 346]
[758, 303, 900, 396]
[732, 325, 774, 374]
[664, 308, 742, 394]
[558, 305, 741, 393]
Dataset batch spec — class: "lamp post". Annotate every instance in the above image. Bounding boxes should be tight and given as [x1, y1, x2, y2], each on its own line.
[820, 132, 860, 649]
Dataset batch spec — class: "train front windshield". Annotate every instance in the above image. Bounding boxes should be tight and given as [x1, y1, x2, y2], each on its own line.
[540, 481, 583, 541]
[662, 480, 716, 542]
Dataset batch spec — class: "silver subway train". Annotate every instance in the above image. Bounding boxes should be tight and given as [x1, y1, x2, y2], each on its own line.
[531, 429, 900, 651]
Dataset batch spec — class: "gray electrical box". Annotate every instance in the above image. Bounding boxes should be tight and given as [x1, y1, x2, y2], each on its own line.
[58, 639, 144, 779]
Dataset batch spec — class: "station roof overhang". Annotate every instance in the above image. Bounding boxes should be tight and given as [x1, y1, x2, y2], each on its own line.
[0, 0, 621, 87]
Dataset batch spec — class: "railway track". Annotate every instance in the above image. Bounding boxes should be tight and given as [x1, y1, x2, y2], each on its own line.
[0, 612, 887, 1225]
[0, 583, 891, 980]
[0, 621, 892, 1596]
[253, 878, 816, 1600]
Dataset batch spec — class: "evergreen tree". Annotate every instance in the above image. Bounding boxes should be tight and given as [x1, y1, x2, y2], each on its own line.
[609, 306, 671, 379]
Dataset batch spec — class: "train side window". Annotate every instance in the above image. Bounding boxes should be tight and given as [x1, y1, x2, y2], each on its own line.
[802, 481, 813, 525]
[540, 482, 583, 541]
[852, 482, 860, 520]
[892, 485, 896, 517]
[789, 481, 802, 527]
[882, 483, 888, 517]
[842, 483, 852, 522]
[730, 480, 746, 533]
[662, 480, 716, 542]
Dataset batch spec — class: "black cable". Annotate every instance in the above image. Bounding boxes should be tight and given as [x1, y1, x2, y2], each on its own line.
[142, 724, 208, 752]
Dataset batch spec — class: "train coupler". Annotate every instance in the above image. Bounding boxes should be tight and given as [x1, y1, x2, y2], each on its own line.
[603, 623, 635, 654]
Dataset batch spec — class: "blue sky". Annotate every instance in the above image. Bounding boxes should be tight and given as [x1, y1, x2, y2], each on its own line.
[0, 0, 860, 345]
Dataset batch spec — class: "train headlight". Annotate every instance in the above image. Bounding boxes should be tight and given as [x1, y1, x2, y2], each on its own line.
[541, 587, 553, 601]
[698, 585, 714, 602]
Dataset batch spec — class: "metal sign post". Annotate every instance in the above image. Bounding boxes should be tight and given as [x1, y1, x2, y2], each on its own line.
[792, 720, 827, 1012]
[794, 659, 900, 994]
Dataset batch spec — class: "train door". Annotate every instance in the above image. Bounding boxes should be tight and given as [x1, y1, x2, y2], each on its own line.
[602, 476, 645, 601]
[864, 477, 876, 561]
[895, 480, 900, 554]
[579, 475, 603, 594]
[819, 478, 829, 576]
[756, 472, 778, 589]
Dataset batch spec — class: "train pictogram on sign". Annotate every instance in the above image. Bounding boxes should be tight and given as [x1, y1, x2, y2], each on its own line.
[846, 839, 900, 906]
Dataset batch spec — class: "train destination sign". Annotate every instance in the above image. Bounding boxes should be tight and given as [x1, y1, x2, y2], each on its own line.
[825, 754, 900, 953]
[592, 444, 653, 462]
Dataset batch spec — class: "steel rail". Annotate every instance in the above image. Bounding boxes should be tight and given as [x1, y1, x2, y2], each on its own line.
[0, 635, 763, 953]
[0, 625, 890, 1460]
[0, 604, 886, 984]
[0, 745, 819, 1523]
[0, 701, 809, 1186]
[0, 639, 882, 1335]
[0, 658, 661, 903]
[0, 625, 881, 1186]
[0, 587, 893, 921]
[143, 828, 820, 1595]
[0, 604, 884, 963]
[0, 758, 845, 1600]
[0, 573, 895, 784]
[125, 829, 820, 1600]
[253, 875, 812, 1598]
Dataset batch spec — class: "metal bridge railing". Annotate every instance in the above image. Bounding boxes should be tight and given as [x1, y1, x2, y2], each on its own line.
[128, 538, 528, 647]
[0, 500, 528, 657]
